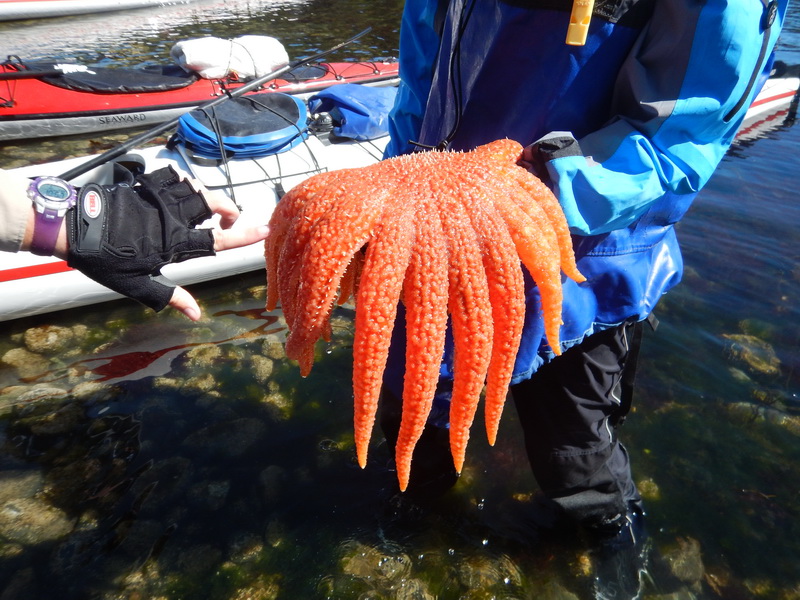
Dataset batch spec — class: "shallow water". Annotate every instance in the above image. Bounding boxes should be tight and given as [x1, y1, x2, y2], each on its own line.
[1, 2, 799, 599]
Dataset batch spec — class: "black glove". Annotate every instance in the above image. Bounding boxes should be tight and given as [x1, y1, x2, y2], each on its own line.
[66, 165, 215, 311]
[526, 132, 583, 180]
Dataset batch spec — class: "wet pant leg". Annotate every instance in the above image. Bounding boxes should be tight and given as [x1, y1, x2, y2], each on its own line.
[510, 323, 641, 526]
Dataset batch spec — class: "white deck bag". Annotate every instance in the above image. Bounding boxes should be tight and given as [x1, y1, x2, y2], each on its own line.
[170, 35, 289, 80]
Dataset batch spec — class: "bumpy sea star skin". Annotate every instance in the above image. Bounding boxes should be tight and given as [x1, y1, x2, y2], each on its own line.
[453, 172, 526, 448]
[394, 195, 450, 489]
[285, 181, 392, 373]
[435, 168, 494, 477]
[265, 139, 584, 491]
[266, 170, 341, 312]
[352, 170, 417, 470]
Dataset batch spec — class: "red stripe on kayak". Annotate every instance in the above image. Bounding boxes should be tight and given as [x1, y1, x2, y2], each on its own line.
[0, 260, 73, 282]
[750, 89, 797, 108]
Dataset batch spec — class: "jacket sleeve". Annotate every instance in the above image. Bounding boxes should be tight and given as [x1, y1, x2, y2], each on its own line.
[0, 169, 33, 253]
[541, 0, 788, 236]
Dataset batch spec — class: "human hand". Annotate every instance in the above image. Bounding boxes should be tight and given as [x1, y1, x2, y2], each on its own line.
[518, 133, 581, 179]
[60, 166, 269, 321]
[157, 184, 269, 320]
[169, 188, 269, 320]
[518, 143, 537, 171]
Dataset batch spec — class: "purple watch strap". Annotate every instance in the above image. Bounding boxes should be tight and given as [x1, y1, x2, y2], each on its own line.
[30, 212, 64, 257]
[28, 177, 76, 257]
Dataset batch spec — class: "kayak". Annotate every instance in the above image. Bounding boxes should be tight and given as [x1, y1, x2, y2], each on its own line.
[735, 61, 799, 143]
[0, 0, 196, 21]
[0, 57, 400, 140]
[0, 63, 796, 323]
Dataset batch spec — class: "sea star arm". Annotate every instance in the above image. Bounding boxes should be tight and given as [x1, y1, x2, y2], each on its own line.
[394, 202, 450, 491]
[352, 188, 417, 469]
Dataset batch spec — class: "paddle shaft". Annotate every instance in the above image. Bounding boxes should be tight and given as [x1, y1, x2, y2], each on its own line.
[57, 28, 372, 181]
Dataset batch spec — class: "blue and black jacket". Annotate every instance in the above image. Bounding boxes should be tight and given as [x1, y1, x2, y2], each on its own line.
[385, 0, 789, 386]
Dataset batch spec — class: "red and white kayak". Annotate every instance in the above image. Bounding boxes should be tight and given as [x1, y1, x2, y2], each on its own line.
[0, 0, 196, 21]
[735, 61, 800, 143]
[0, 58, 399, 141]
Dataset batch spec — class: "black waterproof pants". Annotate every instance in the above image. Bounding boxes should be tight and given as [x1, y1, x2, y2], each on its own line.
[510, 322, 642, 525]
[380, 321, 645, 523]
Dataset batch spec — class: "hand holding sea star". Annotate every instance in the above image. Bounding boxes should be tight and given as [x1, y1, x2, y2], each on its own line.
[265, 139, 585, 491]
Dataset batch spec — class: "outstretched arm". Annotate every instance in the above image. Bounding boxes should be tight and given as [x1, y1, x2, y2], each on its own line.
[2, 167, 268, 321]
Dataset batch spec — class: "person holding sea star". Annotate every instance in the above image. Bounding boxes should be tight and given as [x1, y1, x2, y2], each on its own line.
[376, 0, 789, 597]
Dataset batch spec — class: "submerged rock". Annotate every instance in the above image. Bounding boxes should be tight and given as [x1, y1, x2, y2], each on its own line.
[261, 391, 293, 420]
[637, 477, 661, 502]
[534, 580, 581, 600]
[23, 325, 75, 355]
[1, 347, 50, 378]
[70, 380, 119, 403]
[261, 338, 287, 361]
[0, 469, 44, 503]
[187, 479, 230, 511]
[457, 552, 524, 593]
[28, 401, 84, 436]
[251, 355, 275, 384]
[129, 456, 194, 510]
[340, 539, 412, 579]
[0, 567, 36, 600]
[726, 402, 800, 436]
[660, 537, 705, 587]
[722, 334, 780, 377]
[258, 465, 287, 505]
[182, 418, 267, 458]
[0, 497, 75, 544]
[229, 574, 281, 600]
[184, 343, 223, 366]
[175, 543, 223, 577]
[181, 373, 218, 397]
[0, 385, 69, 418]
[15, 385, 69, 405]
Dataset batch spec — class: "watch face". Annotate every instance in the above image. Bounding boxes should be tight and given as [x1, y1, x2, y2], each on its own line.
[29, 176, 77, 213]
[28, 176, 76, 256]
[39, 181, 72, 200]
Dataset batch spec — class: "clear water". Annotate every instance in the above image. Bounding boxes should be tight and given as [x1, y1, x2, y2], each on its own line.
[1, 2, 799, 599]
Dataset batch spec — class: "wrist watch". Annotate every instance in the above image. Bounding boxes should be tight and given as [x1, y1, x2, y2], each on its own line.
[27, 176, 77, 256]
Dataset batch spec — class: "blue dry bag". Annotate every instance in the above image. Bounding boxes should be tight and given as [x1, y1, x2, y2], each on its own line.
[308, 83, 397, 141]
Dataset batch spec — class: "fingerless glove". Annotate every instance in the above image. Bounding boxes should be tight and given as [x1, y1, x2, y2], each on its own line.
[66, 166, 215, 311]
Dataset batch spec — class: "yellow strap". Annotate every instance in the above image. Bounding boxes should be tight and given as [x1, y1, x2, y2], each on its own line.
[566, 0, 595, 46]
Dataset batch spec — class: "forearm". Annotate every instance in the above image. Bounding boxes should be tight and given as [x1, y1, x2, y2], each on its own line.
[0, 169, 35, 253]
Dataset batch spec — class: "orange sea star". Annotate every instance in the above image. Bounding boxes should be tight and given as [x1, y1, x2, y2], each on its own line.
[264, 139, 585, 491]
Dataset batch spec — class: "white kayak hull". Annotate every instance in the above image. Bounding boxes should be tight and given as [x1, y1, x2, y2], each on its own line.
[735, 69, 800, 142]
[0, 0, 196, 21]
[0, 132, 388, 322]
